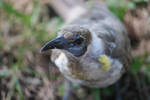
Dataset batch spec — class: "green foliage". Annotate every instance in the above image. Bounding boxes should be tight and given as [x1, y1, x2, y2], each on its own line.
[0, 0, 31, 25]
[15, 80, 24, 100]
[106, 0, 149, 20]
[131, 57, 143, 76]
[92, 88, 101, 100]
[133, 0, 149, 3]
[106, 0, 127, 20]
[59, 84, 65, 97]
[102, 87, 113, 97]
[106, 0, 137, 20]
[0, 0, 64, 99]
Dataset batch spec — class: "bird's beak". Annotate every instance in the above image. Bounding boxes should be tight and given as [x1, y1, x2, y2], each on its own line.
[40, 37, 67, 53]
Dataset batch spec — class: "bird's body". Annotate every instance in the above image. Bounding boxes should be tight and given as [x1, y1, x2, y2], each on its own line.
[41, 4, 131, 88]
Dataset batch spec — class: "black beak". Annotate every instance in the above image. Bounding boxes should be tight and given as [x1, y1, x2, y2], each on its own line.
[40, 37, 67, 53]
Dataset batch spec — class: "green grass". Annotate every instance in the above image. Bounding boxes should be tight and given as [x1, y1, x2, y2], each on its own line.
[92, 88, 101, 100]
[130, 57, 143, 76]
[106, 0, 137, 20]
[0, 0, 64, 99]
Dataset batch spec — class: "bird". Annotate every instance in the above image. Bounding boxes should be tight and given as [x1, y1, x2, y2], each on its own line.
[40, 3, 131, 100]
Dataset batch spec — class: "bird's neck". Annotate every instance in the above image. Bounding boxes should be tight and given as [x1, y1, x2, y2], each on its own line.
[51, 49, 89, 80]
[86, 32, 104, 59]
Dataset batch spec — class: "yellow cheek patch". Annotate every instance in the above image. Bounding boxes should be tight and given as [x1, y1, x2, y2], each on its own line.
[98, 55, 110, 71]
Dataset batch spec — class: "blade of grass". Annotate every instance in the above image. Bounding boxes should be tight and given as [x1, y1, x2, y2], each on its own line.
[106, 0, 127, 20]
[15, 80, 24, 100]
[92, 88, 101, 100]
[6, 75, 17, 100]
[130, 57, 143, 76]
[1, 0, 31, 25]
[30, 0, 40, 26]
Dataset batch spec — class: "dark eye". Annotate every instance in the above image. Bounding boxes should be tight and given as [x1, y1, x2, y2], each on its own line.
[74, 38, 84, 45]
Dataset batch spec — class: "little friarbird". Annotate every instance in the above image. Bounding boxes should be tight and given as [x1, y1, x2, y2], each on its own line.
[40, 4, 131, 88]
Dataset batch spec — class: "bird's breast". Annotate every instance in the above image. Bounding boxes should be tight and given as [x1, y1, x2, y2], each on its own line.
[51, 50, 124, 88]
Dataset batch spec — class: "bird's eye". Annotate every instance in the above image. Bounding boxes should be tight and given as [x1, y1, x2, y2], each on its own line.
[74, 38, 84, 45]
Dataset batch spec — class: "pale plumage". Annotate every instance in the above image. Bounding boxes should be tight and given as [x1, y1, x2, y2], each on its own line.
[41, 4, 131, 88]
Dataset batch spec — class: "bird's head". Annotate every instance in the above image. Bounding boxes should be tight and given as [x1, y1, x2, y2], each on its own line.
[40, 25, 92, 57]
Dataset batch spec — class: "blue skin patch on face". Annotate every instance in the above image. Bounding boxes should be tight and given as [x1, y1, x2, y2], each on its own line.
[41, 35, 88, 57]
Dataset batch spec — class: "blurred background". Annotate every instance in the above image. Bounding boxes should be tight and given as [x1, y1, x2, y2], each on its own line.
[0, 0, 150, 100]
